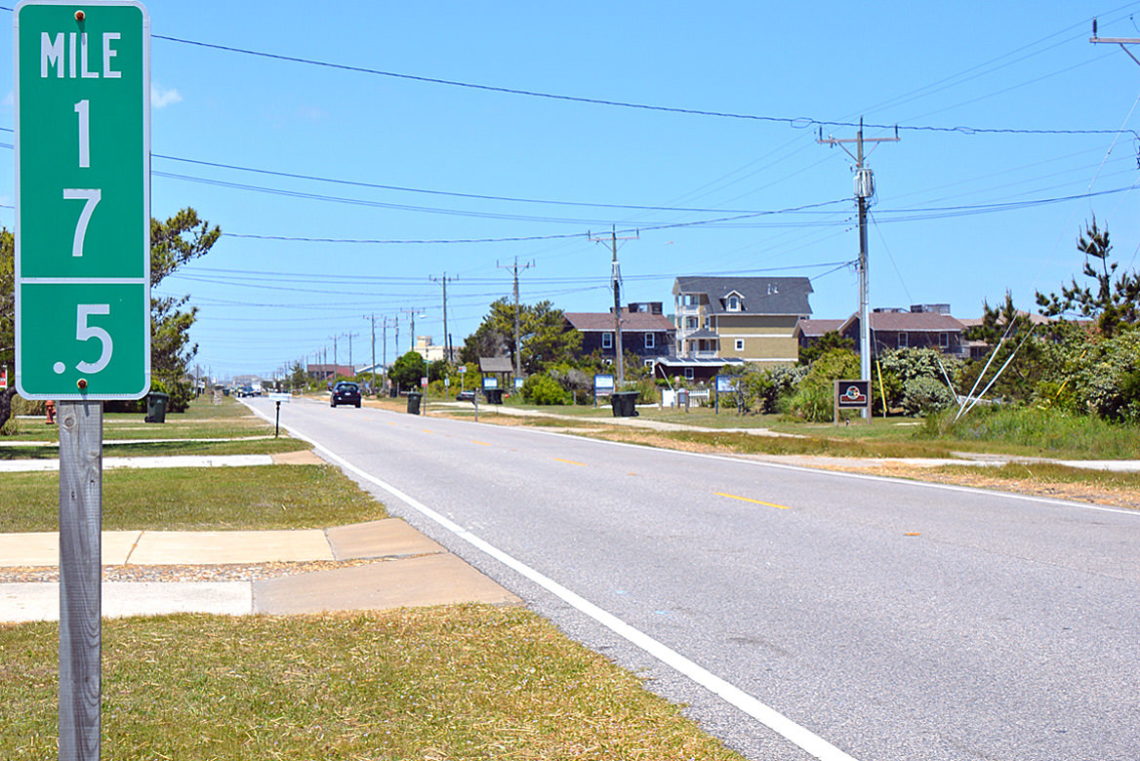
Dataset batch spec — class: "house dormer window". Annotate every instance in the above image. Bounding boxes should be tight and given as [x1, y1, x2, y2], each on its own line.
[727, 295, 740, 311]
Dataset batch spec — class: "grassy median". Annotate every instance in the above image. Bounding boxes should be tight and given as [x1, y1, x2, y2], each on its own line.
[0, 464, 385, 532]
[0, 607, 744, 761]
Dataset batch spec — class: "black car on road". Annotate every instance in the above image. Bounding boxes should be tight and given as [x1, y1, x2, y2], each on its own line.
[330, 381, 362, 408]
[456, 390, 476, 402]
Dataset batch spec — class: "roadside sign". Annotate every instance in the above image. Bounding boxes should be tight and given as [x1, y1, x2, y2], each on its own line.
[0, 366, 8, 390]
[420, 376, 428, 388]
[594, 373, 614, 395]
[514, 377, 524, 389]
[15, 0, 150, 400]
[482, 375, 499, 390]
[834, 379, 871, 423]
[715, 374, 736, 393]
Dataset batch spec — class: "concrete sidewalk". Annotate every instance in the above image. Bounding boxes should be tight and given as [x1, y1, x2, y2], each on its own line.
[0, 519, 519, 624]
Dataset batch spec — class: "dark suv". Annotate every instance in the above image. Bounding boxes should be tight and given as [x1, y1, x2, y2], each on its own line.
[330, 381, 362, 408]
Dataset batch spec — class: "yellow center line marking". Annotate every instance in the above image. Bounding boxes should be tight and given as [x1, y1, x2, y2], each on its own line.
[422, 429, 433, 434]
[554, 458, 587, 467]
[472, 440, 493, 447]
[715, 492, 791, 510]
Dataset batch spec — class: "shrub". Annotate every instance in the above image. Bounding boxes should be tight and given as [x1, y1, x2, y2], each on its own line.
[900, 376, 955, 415]
[785, 349, 859, 422]
[521, 374, 570, 405]
[1070, 329, 1140, 422]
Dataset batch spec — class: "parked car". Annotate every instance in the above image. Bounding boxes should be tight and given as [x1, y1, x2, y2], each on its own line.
[330, 381, 362, 408]
[456, 390, 476, 402]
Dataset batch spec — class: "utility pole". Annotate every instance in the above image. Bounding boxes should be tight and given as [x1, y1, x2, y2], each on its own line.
[818, 117, 899, 413]
[1090, 18, 1140, 64]
[364, 315, 377, 393]
[429, 273, 459, 363]
[401, 308, 424, 353]
[394, 315, 400, 359]
[497, 257, 534, 378]
[382, 315, 389, 369]
[344, 332, 360, 370]
[590, 227, 638, 385]
[330, 335, 340, 369]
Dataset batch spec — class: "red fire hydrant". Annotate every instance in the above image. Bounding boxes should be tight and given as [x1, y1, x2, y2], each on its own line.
[44, 400, 56, 425]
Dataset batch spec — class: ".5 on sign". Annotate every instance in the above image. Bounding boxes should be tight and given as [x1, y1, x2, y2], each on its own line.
[14, 0, 150, 401]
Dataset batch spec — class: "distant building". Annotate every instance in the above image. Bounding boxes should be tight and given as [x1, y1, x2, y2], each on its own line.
[672, 276, 812, 365]
[414, 336, 457, 364]
[563, 304, 676, 368]
[306, 364, 356, 382]
[795, 308, 968, 358]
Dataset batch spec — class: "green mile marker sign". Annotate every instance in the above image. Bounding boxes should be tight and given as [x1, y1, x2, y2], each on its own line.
[15, 0, 150, 401]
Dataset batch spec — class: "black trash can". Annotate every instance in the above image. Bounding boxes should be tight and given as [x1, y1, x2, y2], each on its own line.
[406, 392, 422, 414]
[610, 391, 639, 417]
[145, 392, 169, 423]
[484, 388, 503, 405]
[389, 385, 399, 398]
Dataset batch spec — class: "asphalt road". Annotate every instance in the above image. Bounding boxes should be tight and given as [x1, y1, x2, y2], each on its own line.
[249, 397, 1140, 761]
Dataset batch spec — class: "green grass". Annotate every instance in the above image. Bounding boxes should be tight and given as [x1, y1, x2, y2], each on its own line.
[4, 395, 274, 441]
[933, 462, 1140, 491]
[0, 608, 745, 761]
[0, 437, 310, 461]
[0, 464, 384, 532]
[918, 407, 1140, 460]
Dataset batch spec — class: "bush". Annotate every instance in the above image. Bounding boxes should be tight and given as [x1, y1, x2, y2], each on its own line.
[631, 377, 659, 404]
[900, 376, 955, 415]
[785, 349, 860, 422]
[521, 374, 571, 405]
[1070, 329, 1140, 422]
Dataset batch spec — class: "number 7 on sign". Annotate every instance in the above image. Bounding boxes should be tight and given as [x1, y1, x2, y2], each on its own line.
[62, 188, 101, 257]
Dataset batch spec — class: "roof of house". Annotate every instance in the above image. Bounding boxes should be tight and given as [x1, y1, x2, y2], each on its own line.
[839, 312, 966, 333]
[563, 309, 675, 332]
[673, 276, 813, 316]
[655, 356, 746, 368]
[683, 327, 720, 340]
[794, 318, 845, 337]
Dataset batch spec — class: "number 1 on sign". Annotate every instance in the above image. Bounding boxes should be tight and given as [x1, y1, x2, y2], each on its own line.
[74, 99, 90, 168]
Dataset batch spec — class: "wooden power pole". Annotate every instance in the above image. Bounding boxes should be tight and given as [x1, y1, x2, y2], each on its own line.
[818, 118, 899, 412]
[498, 257, 534, 378]
[590, 227, 638, 385]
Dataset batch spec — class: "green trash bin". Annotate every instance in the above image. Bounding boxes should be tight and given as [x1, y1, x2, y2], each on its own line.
[611, 391, 639, 417]
[145, 392, 169, 423]
[406, 392, 422, 415]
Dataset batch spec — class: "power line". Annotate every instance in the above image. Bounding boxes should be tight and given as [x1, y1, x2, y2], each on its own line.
[141, 32, 1138, 139]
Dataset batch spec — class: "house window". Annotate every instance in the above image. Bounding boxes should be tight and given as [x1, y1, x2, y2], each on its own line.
[686, 316, 698, 329]
[898, 333, 908, 348]
[939, 332, 950, 348]
[735, 339, 745, 351]
[602, 332, 613, 349]
[645, 333, 655, 349]
[727, 295, 740, 311]
[684, 368, 695, 380]
[644, 359, 654, 368]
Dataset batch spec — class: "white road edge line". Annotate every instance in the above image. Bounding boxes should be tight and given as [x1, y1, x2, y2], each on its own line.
[243, 401, 861, 761]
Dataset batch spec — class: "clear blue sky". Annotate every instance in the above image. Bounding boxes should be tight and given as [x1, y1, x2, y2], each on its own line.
[5, 1, 1140, 379]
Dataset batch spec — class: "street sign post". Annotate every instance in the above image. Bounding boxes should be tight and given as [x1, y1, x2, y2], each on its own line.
[16, 5, 149, 761]
[15, 0, 150, 401]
